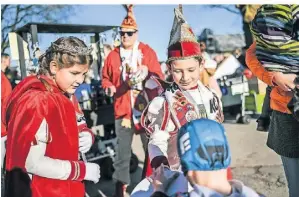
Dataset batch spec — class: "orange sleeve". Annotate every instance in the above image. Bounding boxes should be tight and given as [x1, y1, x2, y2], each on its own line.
[245, 42, 275, 86]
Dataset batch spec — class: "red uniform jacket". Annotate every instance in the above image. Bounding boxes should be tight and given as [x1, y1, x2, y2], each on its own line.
[3, 75, 92, 197]
[102, 42, 164, 123]
[1, 72, 12, 137]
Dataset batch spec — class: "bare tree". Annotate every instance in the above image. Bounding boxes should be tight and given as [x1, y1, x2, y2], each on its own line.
[1, 5, 75, 53]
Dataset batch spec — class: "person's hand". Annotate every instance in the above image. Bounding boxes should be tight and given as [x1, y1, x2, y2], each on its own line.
[128, 66, 148, 87]
[105, 86, 116, 97]
[272, 72, 297, 91]
[128, 57, 148, 87]
[84, 162, 101, 183]
[152, 164, 180, 193]
[79, 132, 93, 154]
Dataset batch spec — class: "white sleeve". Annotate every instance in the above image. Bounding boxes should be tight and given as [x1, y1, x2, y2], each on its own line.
[148, 129, 170, 161]
[145, 97, 176, 161]
[25, 119, 72, 180]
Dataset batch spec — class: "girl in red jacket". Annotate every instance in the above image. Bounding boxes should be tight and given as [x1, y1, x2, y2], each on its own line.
[4, 36, 100, 197]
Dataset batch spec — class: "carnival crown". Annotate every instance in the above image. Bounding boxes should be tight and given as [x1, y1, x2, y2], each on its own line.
[51, 42, 93, 56]
[167, 7, 201, 63]
[121, 4, 138, 30]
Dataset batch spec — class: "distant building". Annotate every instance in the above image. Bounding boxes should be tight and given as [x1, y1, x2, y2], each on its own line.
[198, 28, 246, 54]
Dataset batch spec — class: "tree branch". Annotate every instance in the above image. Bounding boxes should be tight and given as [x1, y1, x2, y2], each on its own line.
[11, 5, 21, 31]
[1, 5, 74, 53]
[1, 32, 9, 53]
[1, 5, 10, 21]
[19, 5, 34, 12]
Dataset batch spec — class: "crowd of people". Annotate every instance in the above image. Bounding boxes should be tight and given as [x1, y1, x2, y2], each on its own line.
[1, 4, 298, 197]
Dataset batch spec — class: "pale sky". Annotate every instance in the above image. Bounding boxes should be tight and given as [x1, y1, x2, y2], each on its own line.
[36, 5, 243, 61]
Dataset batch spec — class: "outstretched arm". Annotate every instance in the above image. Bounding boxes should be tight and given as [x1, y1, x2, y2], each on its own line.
[245, 42, 275, 86]
[142, 97, 176, 169]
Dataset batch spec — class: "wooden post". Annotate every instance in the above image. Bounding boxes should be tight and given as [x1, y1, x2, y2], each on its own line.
[16, 34, 27, 79]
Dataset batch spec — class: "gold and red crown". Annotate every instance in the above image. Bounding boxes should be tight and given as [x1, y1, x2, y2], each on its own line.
[167, 7, 201, 63]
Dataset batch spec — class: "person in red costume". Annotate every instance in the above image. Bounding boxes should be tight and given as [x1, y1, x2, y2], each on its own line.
[3, 37, 100, 197]
[1, 53, 13, 195]
[101, 5, 164, 197]
[141, 7, 232, 190]
[1, 53, 12, 169]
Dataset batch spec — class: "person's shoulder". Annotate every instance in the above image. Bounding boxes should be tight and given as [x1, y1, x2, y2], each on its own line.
[8, 89, 48, 119]
[199, 81, 217, 94]
[1, 71, 10, 82]
[1, 72, 12, 91]
[208, 86, 221, 98]
[19, 89, 48, 104]
[106, 47, 120, 59]
[139, 42, 156, 53]
[1, 71, 6, 79]
[12, 77, 52, 106]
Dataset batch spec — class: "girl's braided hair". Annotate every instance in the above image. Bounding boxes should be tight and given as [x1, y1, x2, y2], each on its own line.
[38, 36, 93, 75]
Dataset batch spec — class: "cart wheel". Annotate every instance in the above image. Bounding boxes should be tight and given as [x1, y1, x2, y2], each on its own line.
[241, 115, 251, 124]
[130, 153, 139, 173]
[100, 157, 114, 180]
[235, 113, 242, 123]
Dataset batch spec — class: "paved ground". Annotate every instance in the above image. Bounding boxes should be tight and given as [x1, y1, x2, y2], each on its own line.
[224, 121, 287, 197]
[85, 120, 288, 197]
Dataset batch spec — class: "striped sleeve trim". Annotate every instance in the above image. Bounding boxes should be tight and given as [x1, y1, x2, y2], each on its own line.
[68, 161, 86, 181]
